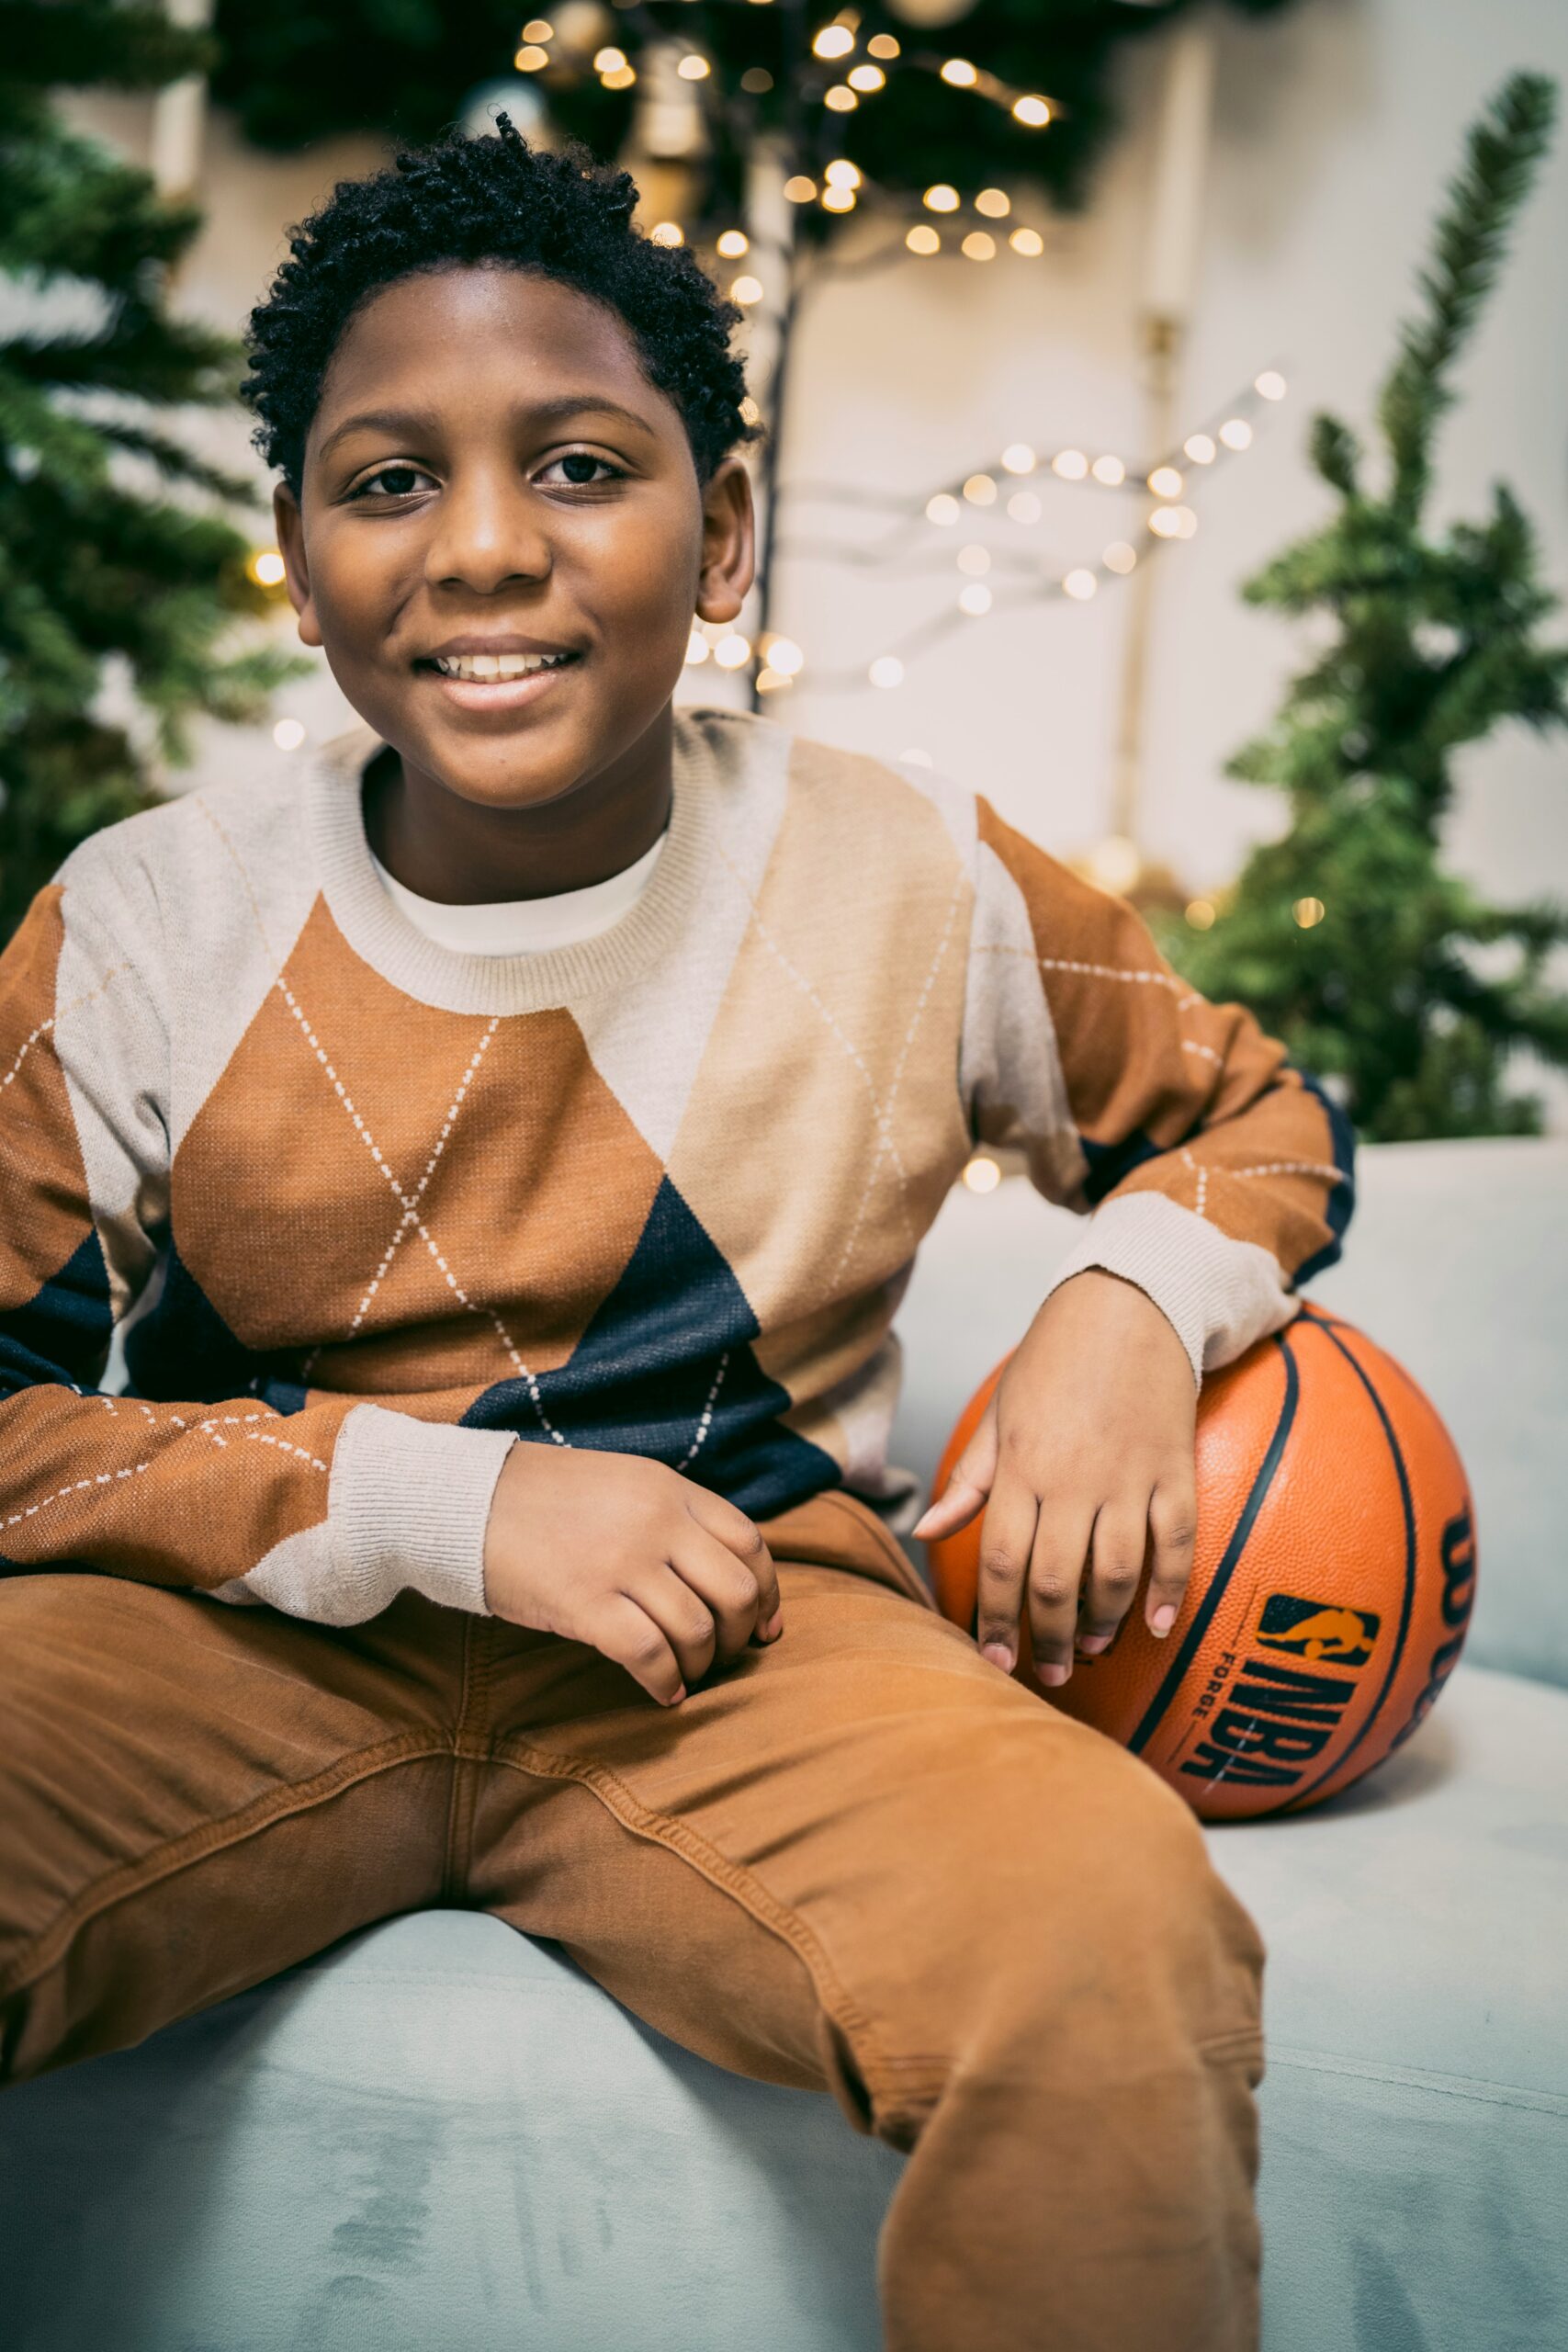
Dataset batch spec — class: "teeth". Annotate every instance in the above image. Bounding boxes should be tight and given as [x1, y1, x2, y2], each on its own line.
[433, 651, 570, 681]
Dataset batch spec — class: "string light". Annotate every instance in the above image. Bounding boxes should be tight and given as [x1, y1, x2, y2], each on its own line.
[923, 183, 960, 212]
[975, 188, 1010, 218]
[963, 1155, 1001, 1193]
[730, 274, 764, 303]
[825, 85, 858, 110]
[515, 45, 548, 70]
[1009, 227, 1044, 256]
[684, 624, 710, 664]
[1012, 96, 1051, 127]
[593, 45, 626, 71]
[764, 635, 805, 675]
[1255, 371, 1288, 401]
[822, 187, 856, 212]
[760, 368, 1289, 695]
[867, 33, 900, 59]
[848, 64, 886, 91]
[784, 175, 818, 201]
[677, 52, 710, 79]
[740, 67, 773, 92]
[1147, 464, 1183, 497]
[250, 549, 286, 586]
[907, 224, 941, 254]
[272, 718, 305, 750]
[1293, 897, 1326, 928]
[941, 58, 979, 87]
[714, 631, 752, 669]
[961, 232, 996, 260]
[602, 62, 636, 88]
[716, 229, 749, 258]
[1185, 898, 1217, 930]
[824, 158, 861, 187]
[649, 220, 683, 246]
[522, 17, 552, 39]
[756, 667, 791, 692]
[739, 395, 761, 425]
[813, 24, 855, 60]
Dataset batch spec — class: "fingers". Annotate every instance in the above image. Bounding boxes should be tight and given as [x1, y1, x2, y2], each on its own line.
[683, 1487, 782, 1643]
[911, 1398, 998, 1542]
[593, 1589, 691, 1708]
[1077, 1502, 1150, 1657]
[671, 1520, 778, 1663]
[971, 1465, 1040, 1677]
[1023, 1501, 1094, 1688]
[1144, 1474, 1197, 1637]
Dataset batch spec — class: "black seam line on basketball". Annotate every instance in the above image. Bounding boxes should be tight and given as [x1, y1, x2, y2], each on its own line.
[1281, 1317, 1419, 1812]
[1128, 1329, 1301, 1758]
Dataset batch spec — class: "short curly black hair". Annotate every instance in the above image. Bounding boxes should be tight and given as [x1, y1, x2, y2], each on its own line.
[240, 112, 763, 501]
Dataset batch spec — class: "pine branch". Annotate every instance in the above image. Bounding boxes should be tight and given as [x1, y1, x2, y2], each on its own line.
[1379, 71, 1557, 516]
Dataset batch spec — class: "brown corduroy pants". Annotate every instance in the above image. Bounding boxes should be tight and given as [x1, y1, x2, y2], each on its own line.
[0, 1490, 1265, 2352]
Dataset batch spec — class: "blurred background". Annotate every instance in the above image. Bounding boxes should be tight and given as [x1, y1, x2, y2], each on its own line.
[5, 0, 1566, 1142]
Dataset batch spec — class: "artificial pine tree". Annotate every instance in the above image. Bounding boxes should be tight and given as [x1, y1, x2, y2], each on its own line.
[1158, 71, 1568, 1142]
[0, 0, 311, 944]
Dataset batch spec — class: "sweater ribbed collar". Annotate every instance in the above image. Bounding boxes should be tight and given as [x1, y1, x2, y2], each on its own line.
[305, 707, 721, 1016]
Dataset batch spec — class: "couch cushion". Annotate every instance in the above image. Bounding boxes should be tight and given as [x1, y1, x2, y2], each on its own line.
[3, 1666, 1564, 2351]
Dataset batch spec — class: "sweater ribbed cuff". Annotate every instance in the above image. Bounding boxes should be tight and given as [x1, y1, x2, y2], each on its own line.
[1038, 1192, 1298, 1387]
[329, 1403, 517, 1616]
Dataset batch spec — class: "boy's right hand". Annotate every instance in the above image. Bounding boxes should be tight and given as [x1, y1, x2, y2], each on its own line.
[480, 1443, 784, 1706]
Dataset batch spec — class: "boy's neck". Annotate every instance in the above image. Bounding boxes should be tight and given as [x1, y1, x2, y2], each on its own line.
[362, 707, 674, 906]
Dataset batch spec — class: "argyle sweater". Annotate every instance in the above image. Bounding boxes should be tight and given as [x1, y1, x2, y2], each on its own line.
[0, 706, 1353, 1625]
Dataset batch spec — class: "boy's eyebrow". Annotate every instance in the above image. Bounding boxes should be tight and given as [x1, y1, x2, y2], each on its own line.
[317, 395, 657, 462]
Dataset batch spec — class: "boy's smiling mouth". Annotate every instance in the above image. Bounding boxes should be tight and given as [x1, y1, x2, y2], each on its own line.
[412, 641, 583, 715]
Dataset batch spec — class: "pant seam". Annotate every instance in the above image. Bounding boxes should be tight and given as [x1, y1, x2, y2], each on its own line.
[486, 1732, 918, 2111]
[441, 1612, 484, 1903]
[0, 1734, 449, 2003]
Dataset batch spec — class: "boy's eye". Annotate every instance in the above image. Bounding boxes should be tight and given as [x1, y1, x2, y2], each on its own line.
[351, 464, 430, 500]
[538, 451, 623, 487]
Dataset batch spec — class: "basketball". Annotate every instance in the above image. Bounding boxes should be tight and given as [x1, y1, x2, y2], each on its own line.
[924, 1305, 1477, 1821]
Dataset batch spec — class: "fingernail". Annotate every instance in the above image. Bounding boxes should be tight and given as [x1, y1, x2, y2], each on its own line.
[1151, 1605, 1178, 1636]
[981, 1642, 1015, 1673]
[665, 1686, 687, 1706]
[764, 1610, 784, 1641]
[1077, 1633, 1112, 1656]
[1036, 1662, 1071, 1688]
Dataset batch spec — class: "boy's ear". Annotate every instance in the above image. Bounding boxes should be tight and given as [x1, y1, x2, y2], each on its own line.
[273, 483, 324, 650]
[694, 454, 755, 628]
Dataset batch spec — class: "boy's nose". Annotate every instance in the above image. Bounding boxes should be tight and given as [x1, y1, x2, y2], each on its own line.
[426, 485, 555, 593]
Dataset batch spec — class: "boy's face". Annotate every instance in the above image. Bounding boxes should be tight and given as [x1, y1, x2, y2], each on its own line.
[273, 264, 753, 816]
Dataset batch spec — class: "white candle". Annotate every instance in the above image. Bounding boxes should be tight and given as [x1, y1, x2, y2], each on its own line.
[1143, 12, 1218, 326]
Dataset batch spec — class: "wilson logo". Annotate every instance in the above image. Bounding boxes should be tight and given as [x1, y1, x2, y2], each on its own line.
[1179, 1589, 1379, 1791]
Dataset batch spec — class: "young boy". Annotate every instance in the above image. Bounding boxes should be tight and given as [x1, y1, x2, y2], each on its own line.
[0, 119, 1351, 2349]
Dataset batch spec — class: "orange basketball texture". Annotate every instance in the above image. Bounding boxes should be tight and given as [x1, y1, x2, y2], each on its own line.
[925, 1306, 1477, 1821]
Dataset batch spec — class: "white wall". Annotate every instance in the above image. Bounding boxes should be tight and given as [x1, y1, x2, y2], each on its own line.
[56, 0, 1568, 1108]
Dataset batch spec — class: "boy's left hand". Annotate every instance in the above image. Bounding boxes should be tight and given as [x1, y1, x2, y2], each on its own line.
[910, 1270, 1198, 1686]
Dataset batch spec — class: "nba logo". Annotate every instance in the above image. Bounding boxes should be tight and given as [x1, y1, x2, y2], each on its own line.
[1255, 1594, 1381, 1669]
